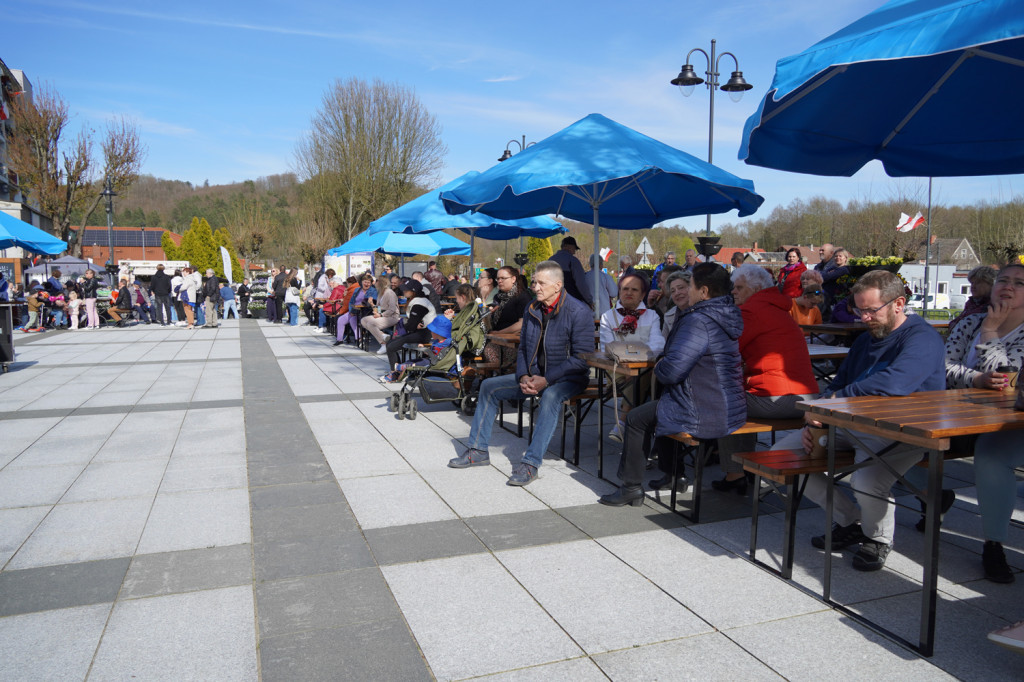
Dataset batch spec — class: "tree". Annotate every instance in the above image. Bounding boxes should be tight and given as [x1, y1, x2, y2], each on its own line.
[176, 217, 219, 272]
[227, 195, 273, 264]
[161, 232, 180, 260]
[292, 221, 336, 273]
[7, 86, 145, 256]
[213, 228, 244, 281]
[525, 237, 554, 277]
[294, 77, 447, 245]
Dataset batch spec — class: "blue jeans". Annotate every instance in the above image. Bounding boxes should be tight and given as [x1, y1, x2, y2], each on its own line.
[466, 373, 582, 469]
[223, 300, 238, 319]
[974, 431, 1024, 543]
[288, 302, 298, 325]
[196, 304, 206, 325]
[318, 308, 327, 328]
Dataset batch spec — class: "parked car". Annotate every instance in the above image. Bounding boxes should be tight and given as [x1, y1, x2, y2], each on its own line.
[907, 292, 951, 309]
[948, 293, 968, 310]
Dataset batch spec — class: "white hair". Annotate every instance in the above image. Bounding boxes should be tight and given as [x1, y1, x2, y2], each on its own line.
[534, 260, 564, 282]
[731, 263, 774, 291]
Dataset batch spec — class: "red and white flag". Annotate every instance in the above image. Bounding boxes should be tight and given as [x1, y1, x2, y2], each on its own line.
[599, 247, 613, 261]
[896, 211, 925, 232]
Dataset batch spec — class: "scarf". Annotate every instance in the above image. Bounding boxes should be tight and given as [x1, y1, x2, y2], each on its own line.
[489, 283, 520, 328]
[613, 306, 646, 334]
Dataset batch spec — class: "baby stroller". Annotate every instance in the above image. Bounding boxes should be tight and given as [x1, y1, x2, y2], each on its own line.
[389, 304, 490, 420]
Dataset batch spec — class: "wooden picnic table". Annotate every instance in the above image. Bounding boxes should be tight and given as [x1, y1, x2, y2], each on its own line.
[797, 388, 1024, 656]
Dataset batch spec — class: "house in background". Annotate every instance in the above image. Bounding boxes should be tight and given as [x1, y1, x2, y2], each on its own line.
[916, 236, 981, 270]
[73, 226, 182, 265]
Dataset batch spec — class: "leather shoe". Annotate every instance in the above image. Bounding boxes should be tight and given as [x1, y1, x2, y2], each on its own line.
[332, 340, 344, 346]
[649, 474, 689, 492]
[599, 485, 645, 507]
[711, 475, 749, 495]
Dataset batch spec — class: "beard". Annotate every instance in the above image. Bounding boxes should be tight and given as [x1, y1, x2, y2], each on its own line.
[867, 316, 896, 339]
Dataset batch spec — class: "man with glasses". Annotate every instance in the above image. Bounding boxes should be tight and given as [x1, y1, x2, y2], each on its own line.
[769, 270, 945, 572]
[449, 260, 593, 486]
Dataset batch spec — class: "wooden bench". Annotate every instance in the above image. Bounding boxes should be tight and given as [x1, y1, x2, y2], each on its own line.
[737, 445, 970, 580]
[559, 383, 602, 466]
[664, 418, 807, 523]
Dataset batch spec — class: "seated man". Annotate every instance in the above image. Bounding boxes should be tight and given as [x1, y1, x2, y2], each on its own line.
[107, 279, 134, 327]
[448, 260, 593, 486]
[771, 270, 945, 571]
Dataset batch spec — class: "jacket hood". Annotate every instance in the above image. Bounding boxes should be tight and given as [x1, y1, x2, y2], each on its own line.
[684, 295, 743, 340]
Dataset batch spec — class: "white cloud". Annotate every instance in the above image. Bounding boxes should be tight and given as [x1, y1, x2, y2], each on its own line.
[483, 75, 523, 83]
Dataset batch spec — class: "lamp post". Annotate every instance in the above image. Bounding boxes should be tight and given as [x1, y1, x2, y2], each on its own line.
[671, 38, 753, 236]
[100, 177, 118, 285]
[140, 226, 146, 261]
[498, 135, 536, 258]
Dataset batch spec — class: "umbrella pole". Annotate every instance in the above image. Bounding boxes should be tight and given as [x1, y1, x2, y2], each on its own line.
[922, 177, 933, 314]
[470, 229, 476, 280]
[593, 204, 601, 320]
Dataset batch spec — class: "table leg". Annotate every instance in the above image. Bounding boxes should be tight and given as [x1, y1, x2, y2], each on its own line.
[919, 448, 943, 657]
[823, 425, 836, 602]
[597, 368, 605, 480]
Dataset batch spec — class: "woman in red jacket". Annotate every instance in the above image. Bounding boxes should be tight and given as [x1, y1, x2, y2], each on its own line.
[712, 264, 819, 493]
[777, 247, 807, 298]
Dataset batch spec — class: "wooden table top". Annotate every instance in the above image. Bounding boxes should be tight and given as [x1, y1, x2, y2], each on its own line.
[799, 388, 1024, 448]
[580, 351, 656, 375]
[485, 331, 520, 348]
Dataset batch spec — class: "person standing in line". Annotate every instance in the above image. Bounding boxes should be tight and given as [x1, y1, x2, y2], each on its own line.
[171, 269, 185, 326]
[221, 281, 239, 319]
[150, 264, 173, 325]
[201, 269, 221, 328]
[272, 267, 288, 323]
[237, 278, 251, 318]
[549, 237, 593, 308]
[265, 268, 279, 323]
[81, 269, 101, 329]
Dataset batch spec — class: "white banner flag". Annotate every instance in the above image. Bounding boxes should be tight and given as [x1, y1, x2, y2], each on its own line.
[220, 246, 233, 285]
[896, 211, 925, 232]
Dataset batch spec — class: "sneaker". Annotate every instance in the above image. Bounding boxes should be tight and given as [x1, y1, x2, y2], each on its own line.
[448, 448, 490, 469]
[988, 620, 1024, 653]
[915, 489, 956, 532]
[507, 462, 538, 486]
[378, 373, 395, 384]
[317, 327, 325, 334]
[376, 345, 388, 355]
[811, 522, 867, 551]
[852, 540, 892, 571]
[983, 541, 1016, 584]
[608, 422, 623, 443]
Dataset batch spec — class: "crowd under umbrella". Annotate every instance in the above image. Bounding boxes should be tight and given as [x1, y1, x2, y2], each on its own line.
[366, 171, 566, 272]
[440, 113, 764, 312]
[327, 229, 472, 274]
[739, 0, 1024, 306]
[0, 212, 67, 256]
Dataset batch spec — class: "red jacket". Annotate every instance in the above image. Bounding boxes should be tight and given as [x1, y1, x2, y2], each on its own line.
[777, 262, 807, 298]
[738, 287, 819, 397]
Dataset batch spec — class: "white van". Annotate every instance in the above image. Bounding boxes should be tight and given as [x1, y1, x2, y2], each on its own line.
[907, 293, 951, 310]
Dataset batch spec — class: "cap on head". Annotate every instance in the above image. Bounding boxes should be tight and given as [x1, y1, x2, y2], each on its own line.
[561, 237, 579, 251]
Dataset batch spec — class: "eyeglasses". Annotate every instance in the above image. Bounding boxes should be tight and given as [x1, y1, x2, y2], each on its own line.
[805, 289, 823, 296]
[852, 296, 900, 318]
[496, 276, 514, 282]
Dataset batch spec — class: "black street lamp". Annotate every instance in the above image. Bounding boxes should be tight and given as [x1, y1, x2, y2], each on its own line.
[498, 135, 536, 261]
[671, 38, 753, 236]
[100, 177, 118, 285]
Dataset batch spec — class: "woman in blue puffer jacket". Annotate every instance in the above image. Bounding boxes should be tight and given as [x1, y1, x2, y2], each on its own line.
[600, 262, 746, 506]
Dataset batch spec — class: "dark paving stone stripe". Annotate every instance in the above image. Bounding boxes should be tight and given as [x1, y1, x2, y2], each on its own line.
[120, 545, 253, 600]
[296, 391, 394, 404]
[0, 558, 130, 617]
[365, 519, 487, 566]
[6, 357, 239, 369]
[238, 318, 431, 678]
[0, 399, 245, 421]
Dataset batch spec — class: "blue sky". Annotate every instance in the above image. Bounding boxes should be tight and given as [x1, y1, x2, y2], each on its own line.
[6, 0, 1023, 232]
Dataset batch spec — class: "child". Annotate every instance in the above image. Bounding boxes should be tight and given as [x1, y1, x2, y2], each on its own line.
[68, 291, 82, 330]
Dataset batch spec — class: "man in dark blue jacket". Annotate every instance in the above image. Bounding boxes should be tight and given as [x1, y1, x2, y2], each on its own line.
[550, 237, 593, 308]
[449, 260, 593, 486]
[772, 269, 945, 572]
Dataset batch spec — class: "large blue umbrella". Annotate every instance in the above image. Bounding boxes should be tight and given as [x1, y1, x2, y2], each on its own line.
[440, 113, 764, 309]
[739, 0, 1024, 177]
[327, 230, 471, 259]
[0, 212, 67, 255]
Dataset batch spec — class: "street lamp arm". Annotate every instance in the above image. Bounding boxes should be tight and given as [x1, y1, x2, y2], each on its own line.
[685, 47, 710, 70]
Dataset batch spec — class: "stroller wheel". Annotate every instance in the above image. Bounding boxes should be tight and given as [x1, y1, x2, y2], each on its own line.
[389, 393, 400, 411]
[407, 400, 418, 420]
[460, 394, 478, 416]
[396, 392, 406, 420]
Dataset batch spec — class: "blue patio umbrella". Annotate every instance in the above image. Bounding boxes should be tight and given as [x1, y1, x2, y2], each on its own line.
[739, 0, 1024, 178]
[0, 212, 67, 255]
[440, 113, 764, 310]
[367, 171, 564, 270]
[327, 230, 471, 259]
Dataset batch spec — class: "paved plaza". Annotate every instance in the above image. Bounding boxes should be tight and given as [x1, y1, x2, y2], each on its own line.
[0, 318, 1021, 680]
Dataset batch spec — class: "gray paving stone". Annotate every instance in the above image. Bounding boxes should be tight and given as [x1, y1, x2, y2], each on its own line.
[249, 481, 344, 510]
[121, 544, 253, 599]
[464, 508, 588, 552]
[252, 501, 358, 541]
[255, 568, 399, 639]
[247, 460, 334, 486]
[592, 632, 782, 681]
[0, 505, 49, 566]
[136, 489, 251, 555]
[259, 618, 431, 681]
[0, 557, 130, 617]
[254, 530, 376, 582]
[365, 519, 487, 566]
[555, 501, 690, 538]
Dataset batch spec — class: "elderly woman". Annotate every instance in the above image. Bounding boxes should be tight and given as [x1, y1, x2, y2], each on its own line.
[647, 264, 683, 315]
[600, 263, 747, 505]
[712, 265, 819, 493]
[944, 263, 1024, 584]
[662, 270, 692, 334]
[600, 272, 665, 442]
[791, 269, 825, 328]
[949, 265, 996, 333]
[362, 275, 401, 354]
[334, 273, 377, 345]
[822, 247, 851, 307]
[777, 247, 807, 298]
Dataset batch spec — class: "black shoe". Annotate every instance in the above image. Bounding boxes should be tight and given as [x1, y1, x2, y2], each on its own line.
[649, 474, 689, 492]
[915, 489, 956, 532]
[711, 475, 749, 495]
[852, 540, 891, 571]
[983, 541, 1016, 583]
[811, 522, 867, 551]
[332, 340, 344, 346]
[599, 485, 645, 507]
